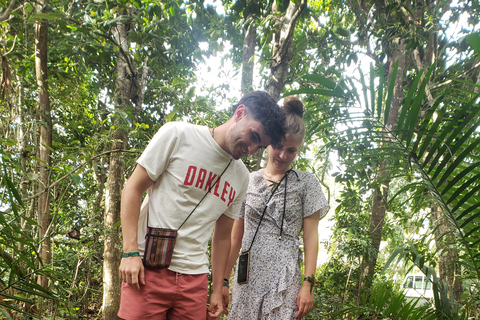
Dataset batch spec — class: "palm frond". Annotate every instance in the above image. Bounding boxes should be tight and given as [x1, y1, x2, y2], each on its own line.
[286, 32, 480, 317]
[0, 150, 59, 317]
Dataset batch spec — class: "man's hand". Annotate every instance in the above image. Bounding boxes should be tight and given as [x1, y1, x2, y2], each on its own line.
[295, 284, 314, 319]
[119, 256, 145, 290]
[222, 285, 229, 315]
[206, 291, 223, 320]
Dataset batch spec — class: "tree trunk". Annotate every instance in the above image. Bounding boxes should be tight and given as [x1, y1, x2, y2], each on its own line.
[102, 23, 130, 320]
[102, 139, 125, 320]
[252, 0, 306, 170]
[35, 1, 52, 293]
[431, 204, 462, 301]
[266, 0, 306, 101]
[241, 20, 256, 96]
[0, 0, 17, 22]
[240, 13, 264, 171]
[409, 3, 463, 301]
[101, 10, 149, 317]
[101, 19, 130, 319]
[361, 39, 406, 292]
[85, 153, 106, 314]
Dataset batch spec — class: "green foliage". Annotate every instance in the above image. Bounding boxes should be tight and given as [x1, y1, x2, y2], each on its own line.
[2, 0, 480, 318]
[385, 243, 471, 320]
[1, 0, 239, 317]
[317, 257, 360, 298]
[0, 145, 59, 319]
[288, 30, 480, 318]
[332, 187, 372, 260]
[329, 279, 440, 320]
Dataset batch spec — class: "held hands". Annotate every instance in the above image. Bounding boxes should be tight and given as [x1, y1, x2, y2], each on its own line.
[119, 256, 145, 289]
[206, 291, 223, 320]
[295, 283, 314, 319]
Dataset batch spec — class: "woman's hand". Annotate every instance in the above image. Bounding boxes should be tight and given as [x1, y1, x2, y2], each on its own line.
[295, 282, 314, 319]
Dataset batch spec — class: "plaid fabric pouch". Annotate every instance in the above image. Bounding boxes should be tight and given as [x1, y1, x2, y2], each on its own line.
[143, 227, 178, 269]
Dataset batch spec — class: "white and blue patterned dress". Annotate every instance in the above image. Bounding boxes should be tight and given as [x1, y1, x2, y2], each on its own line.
[229, 169, 329, 320]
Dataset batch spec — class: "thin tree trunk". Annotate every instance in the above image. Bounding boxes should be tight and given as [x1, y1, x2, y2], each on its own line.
[266, 0, 306, 101]
[101, 19, 130, 319]
[361, 39, 405, 293]
[0, 0, 17, 22]
[35, 1, 52, 294]
[102, 11, 148, 317]
[22, 3, 37, 249]
[409, 3, 462, 300]
[239, 14, 263, 171]
[431, 205, 462, 301]
[241, 20, 256, 96]
[102, 139, 125, 320]
[252, 0, 306, 170]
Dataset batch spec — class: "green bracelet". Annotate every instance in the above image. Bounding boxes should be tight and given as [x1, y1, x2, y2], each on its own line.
[223, 281, 229, 289]
[305, 275, 316, 293]
[122, 252, 140, 258]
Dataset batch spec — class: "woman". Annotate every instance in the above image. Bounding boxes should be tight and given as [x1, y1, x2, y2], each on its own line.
[223, 97, 329, 319]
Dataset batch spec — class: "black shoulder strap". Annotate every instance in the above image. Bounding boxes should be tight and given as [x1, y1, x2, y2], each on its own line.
[146, 159, 233, 230]
[244, 169, 296, 252]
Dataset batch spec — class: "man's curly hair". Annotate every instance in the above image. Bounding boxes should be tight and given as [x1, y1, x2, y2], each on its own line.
[232, 91, 286, 146]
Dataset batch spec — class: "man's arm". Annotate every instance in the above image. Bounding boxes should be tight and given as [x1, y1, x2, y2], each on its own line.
[207, 213, 234, 319]
[119, 165, 154, 289]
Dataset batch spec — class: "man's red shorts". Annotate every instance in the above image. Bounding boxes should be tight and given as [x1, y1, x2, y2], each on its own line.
[118, 267, 208, 320]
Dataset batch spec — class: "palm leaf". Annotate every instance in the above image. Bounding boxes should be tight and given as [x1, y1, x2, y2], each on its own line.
[383, 60, 398, 124]
[376, 63, 384, 120]
[289, 41, 480, 316]
[0, 159, 60, 317]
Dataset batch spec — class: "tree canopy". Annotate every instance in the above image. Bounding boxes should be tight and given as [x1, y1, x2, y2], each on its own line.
[1, 0, 479, 319]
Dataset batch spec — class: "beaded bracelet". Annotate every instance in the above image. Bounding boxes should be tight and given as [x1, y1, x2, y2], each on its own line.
[223, 281, 229, 289]
[122, 252, 140, 258]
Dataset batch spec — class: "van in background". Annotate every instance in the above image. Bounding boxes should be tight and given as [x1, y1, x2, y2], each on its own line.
[402, 273, 434, 305]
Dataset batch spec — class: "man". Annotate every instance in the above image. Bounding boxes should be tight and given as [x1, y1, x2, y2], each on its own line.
[118, 91, 286, 320]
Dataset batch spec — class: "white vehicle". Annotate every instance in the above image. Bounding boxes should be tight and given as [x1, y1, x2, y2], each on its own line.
[402, 273, 434, 304]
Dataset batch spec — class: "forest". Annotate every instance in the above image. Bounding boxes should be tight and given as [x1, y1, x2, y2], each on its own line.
[0, 0, 479, 319]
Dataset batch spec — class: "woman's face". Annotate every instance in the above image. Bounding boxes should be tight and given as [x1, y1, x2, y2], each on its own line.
[267, 133, 303, 172]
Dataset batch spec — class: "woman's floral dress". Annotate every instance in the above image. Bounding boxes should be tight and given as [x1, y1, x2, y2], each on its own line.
[229, 169, 329, 320]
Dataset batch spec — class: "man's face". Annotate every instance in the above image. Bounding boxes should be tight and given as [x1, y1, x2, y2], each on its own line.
[226, 105, 271, 160]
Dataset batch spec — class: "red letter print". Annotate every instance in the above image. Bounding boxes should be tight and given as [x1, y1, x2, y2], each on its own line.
[213, 177, 221, 197]
[195, 168, 207, 189]
[227, 188, 236, 207]
[205, 172, 217, 192]
[220, 181, 230, 202]
[184, 166, 197, 186]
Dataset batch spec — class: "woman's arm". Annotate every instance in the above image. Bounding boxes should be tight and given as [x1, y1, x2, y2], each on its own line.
[296, 211, 320, 319]
[225, 218, 245, 280]
[220, 218, 245, 314]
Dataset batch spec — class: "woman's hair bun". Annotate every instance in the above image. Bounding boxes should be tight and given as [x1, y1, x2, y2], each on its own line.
[282, 96, 305, 118]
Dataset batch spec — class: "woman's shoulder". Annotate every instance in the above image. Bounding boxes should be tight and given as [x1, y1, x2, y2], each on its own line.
[293, 169, 316, 180]
[249, 169, 264, 178]
[292, 170, 321, 189]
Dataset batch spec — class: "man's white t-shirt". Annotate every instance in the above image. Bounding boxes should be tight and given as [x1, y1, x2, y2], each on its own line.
[136, 122, 249, 274]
